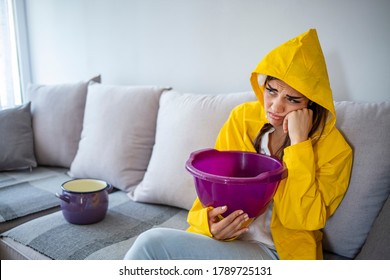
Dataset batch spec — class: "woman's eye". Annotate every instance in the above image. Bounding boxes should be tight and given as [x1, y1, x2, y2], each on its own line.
[287, 97, 300, 104]
[266, 87, 276, 95]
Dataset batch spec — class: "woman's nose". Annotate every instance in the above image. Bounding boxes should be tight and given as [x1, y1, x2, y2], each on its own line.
[272, 100, 284, 113]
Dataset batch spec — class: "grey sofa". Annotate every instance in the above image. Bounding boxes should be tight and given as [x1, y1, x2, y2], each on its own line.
[0, 79, 389, 260]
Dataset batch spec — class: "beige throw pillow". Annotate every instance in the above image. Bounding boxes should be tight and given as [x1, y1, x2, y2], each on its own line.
[28, 76, 100, 167]
[323, 101, 390, 259]
[69, 83, 168, 191]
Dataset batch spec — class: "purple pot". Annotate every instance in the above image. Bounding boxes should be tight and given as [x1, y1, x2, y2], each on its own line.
[56, 179, 112, 225]
[185, 149, 288, 218]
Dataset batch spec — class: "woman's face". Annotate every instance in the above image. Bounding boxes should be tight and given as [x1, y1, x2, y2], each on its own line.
[263, 79, 310, 128]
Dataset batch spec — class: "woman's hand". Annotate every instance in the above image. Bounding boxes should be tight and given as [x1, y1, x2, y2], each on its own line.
[283, 108, 313, 145]
[208, 206, 249, 240]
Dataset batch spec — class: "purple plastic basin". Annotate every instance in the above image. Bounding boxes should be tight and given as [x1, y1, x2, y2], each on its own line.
[56, 179, 113, 225]
[185, 149, 288, 218]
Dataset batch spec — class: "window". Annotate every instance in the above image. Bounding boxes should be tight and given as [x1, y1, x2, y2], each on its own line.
[0, 0, 22, 109]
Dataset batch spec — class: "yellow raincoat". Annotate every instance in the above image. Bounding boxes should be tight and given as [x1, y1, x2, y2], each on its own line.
[186, 29, 353, 260]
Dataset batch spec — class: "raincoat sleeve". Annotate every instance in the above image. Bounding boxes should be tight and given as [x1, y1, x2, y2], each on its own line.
[273, 129, 353, 230]
[186, 197, 213, 237]
[186, 102, 261, 235]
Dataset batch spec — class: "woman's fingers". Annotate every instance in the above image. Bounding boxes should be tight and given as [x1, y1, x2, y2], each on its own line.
[208, 207, 249, 240]
[284, 108, 313, 144]
[208, 205, 227, 224]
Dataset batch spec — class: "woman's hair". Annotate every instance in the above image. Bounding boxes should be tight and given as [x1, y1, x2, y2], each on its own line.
[254, 76, 328, 159]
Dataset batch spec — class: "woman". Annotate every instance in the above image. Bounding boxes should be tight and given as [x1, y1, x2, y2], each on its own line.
[124, 29, 353, 260]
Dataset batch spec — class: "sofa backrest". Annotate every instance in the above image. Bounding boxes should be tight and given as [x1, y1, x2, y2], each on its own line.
[322, 101, 390, 259]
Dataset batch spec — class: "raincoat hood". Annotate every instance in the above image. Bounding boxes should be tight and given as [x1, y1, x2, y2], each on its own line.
[250, 29, 336, 131]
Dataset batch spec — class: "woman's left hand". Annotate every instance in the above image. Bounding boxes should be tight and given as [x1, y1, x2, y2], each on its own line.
[283, 108, 313, 145]
[208, 206, 249, 240]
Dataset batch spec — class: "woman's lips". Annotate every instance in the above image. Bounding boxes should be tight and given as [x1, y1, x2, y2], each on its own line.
[267, 112, 284, 121]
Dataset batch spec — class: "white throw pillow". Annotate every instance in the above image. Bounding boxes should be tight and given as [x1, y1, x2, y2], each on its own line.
[69, 83, 169, 191]
[129, 90, 256, 210]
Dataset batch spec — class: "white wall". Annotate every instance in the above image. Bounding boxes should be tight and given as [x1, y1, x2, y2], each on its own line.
[24, 0, 390, 102]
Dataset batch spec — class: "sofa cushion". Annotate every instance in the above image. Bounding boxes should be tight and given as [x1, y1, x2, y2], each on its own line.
[0, 103, 36, 171]
[28, 76, 100, 168]
[129, 91, 256, 210]
[0, 166, 71, 231]
[322, 101, 390, 259]
[69, 83, 168, 191]
[0, 191, 188, 259]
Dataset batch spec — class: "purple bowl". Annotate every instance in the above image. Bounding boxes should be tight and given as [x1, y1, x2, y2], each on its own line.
[185, 149, 288, 218]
